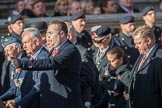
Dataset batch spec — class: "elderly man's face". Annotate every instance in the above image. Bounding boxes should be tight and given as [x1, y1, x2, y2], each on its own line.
[71, 18, 86, 33]
[95, 35, 111, 50]
[22, 32, 39, 55]
[4, 44, 18, 61]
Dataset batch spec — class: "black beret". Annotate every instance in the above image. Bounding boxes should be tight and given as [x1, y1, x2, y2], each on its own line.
[96, 25, 111, 37]
[119, 15, 135, 24]
[141, 6, 155, 17]
[30, 21, 47, 33]
[5, 14, 22, 25]
[94, 25, 111, 41]
[1, 35, 21, 48]
[70, 12, 85, 21]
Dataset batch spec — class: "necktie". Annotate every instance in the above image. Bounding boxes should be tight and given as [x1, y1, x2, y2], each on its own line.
[138, 54, 147, 70]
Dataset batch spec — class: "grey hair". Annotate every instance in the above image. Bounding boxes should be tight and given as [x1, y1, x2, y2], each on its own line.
[10, 42, 22, 50]
[22, 27, 42, 41]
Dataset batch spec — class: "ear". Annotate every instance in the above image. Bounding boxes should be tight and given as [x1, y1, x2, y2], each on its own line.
[33, 38, 40, 45]
[146, 37, 152, 45]
[59, 31, 65, 38]
[8, 25, 12, 32]
[142, 16, 145, 21]
[67, 33, 73, 41]
[15, 45, 20, 52]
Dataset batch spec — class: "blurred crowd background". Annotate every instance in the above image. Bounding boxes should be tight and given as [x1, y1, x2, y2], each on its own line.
[0, 0, 161, 19]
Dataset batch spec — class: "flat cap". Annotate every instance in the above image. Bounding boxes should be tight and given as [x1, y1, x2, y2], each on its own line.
[5, 14, 23, 25]
[141, 6, 155, 16]
[30, 21, 47, 33]
[1, 35, 21, 48]
[94, 25, 111, 41]
[70, 12, 85, 21]
[119, 15, 135, 24]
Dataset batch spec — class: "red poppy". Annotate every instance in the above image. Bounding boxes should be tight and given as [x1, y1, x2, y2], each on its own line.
[52, 49, 59, 56]
[16, 68, 21, 73]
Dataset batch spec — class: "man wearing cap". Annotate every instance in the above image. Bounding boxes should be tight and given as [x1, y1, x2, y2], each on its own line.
[142, 6, 161, 45]
[115, 15, 139, 68]
[0, 36, 26, 108]
[71, 12, 93, 52]
[93, 25, 118, 80]
[6, 14, 25, 38]
[91, 25, 119, 106]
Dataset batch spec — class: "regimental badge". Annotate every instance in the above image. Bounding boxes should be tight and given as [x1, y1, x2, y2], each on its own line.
[8, 16, 11, 22]
[14, 78, 24, 87]
[52, 49, 59, 56]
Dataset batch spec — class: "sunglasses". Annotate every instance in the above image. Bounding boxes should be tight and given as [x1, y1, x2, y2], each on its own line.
[93, 36, 109, 43]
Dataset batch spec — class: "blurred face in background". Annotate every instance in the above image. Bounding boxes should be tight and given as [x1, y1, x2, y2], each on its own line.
[33, 1, 46, 17]
[104, 0, 117, 13]
[120, 0, 133, 8]
[17, 0, 25, 13]
[71, 18, 86, 33]
[84, 1, 94, 14]
[57, 1, 68, 15]
[69, 1, 82, 15]
[25, 0, 35, 10]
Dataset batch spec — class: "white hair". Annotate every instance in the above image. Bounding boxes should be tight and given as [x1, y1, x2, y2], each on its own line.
[22, 27, 42, 41]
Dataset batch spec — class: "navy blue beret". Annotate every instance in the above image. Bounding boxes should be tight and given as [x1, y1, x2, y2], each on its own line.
[141, 6, 154, 16]
[30, 21, 47, 32]
[96, 25, 111, 37]
[5, 14, 22, 25]
[1, 35, 21, 48]
[70, 12, 85, 21]
[119, 15, 135, 24]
